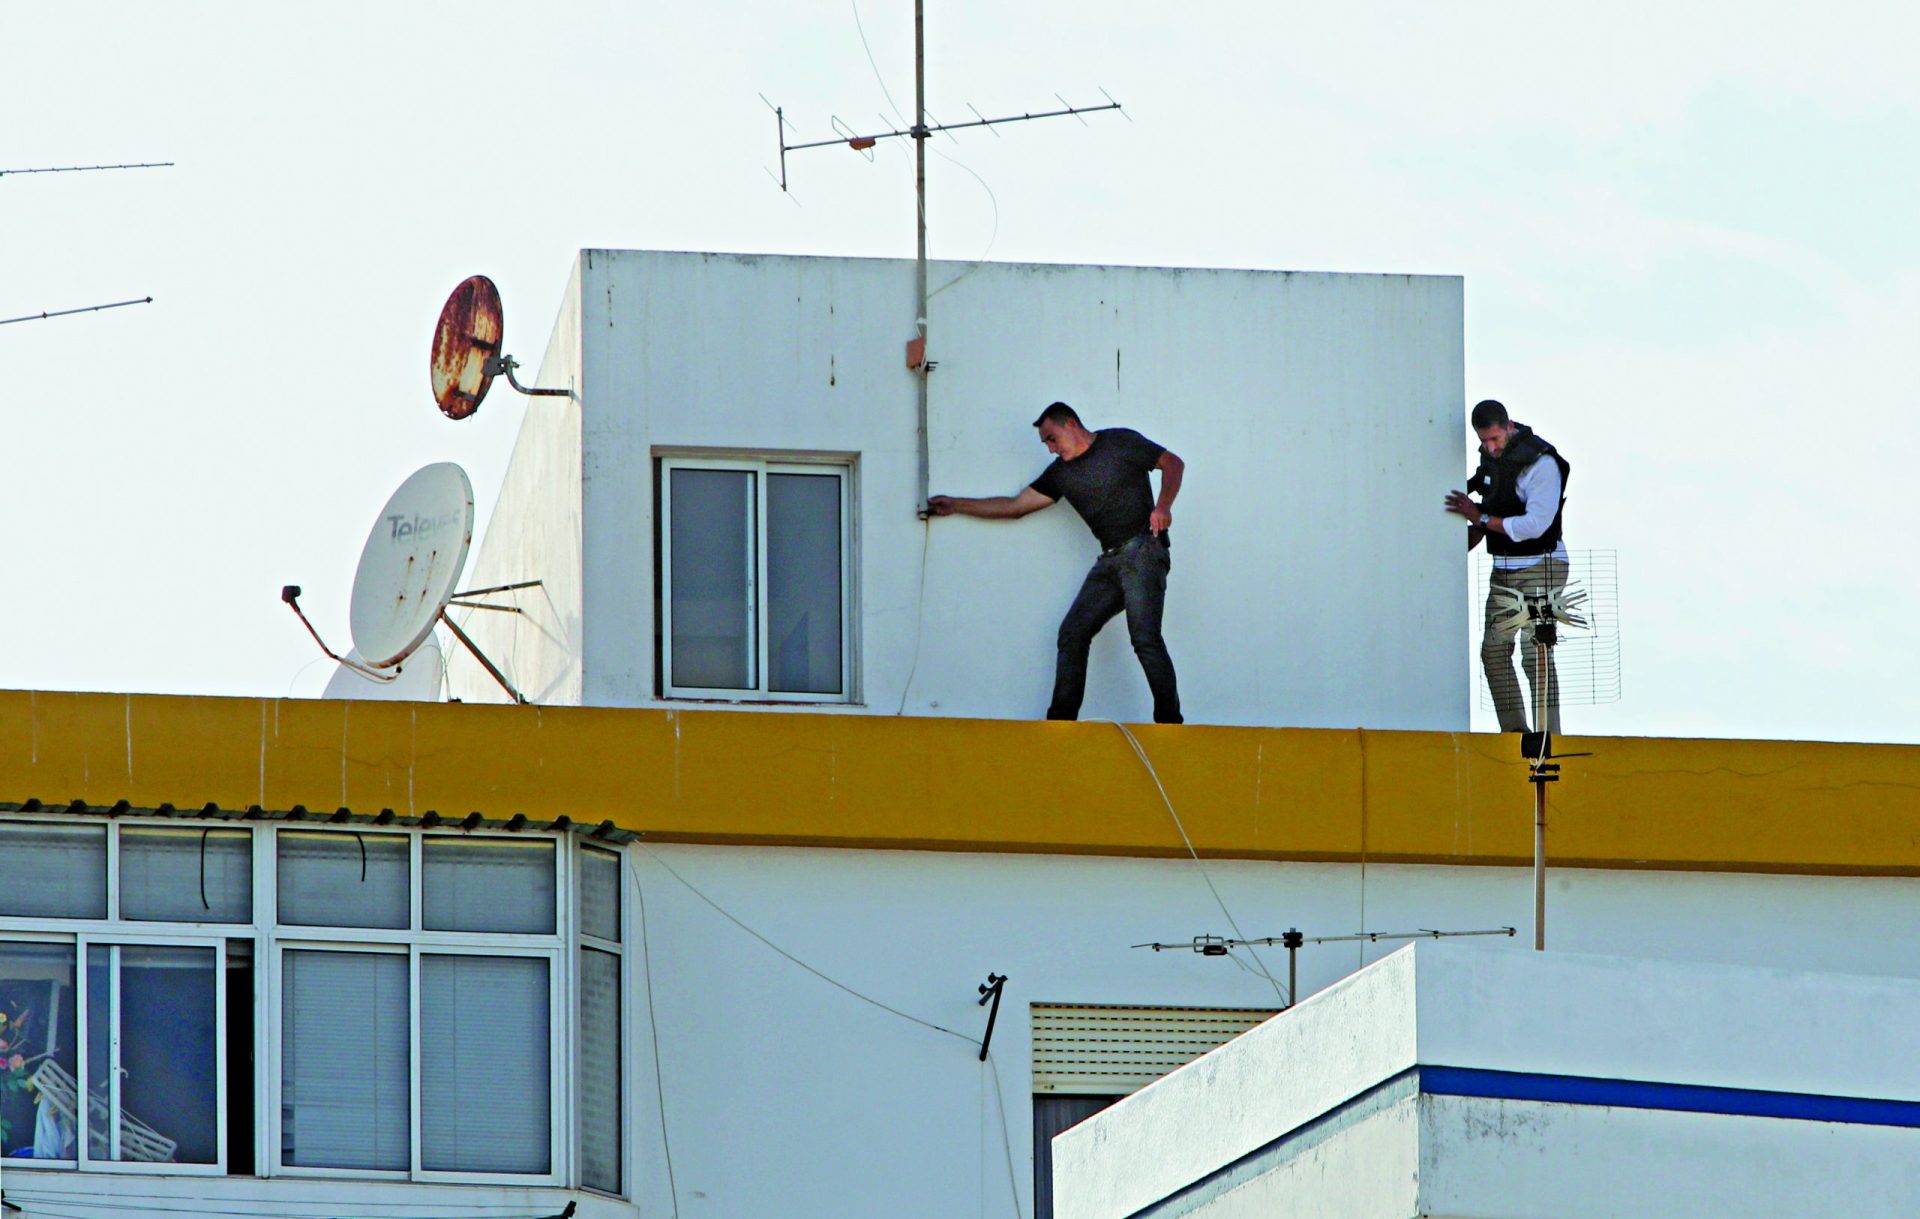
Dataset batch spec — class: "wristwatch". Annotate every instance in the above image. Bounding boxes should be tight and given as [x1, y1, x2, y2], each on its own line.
[1477, 513, 1490, 527]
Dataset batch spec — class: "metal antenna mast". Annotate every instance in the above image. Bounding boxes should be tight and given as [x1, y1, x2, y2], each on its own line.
[766, 4, 1123, 516]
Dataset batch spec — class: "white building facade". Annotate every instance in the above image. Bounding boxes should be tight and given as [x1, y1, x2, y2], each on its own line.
[449, 250, 1468, 730]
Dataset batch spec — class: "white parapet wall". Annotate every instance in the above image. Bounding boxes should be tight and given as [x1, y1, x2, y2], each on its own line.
[454, 250, 1467, 730]
[1054, 942, 1920, 1219]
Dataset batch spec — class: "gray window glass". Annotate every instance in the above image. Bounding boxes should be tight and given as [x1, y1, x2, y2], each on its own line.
[420, 954, 550, 1174]
[578, 947, 622, 1193]
[422, 837, 555, 934]
[669, 467, 755, 690]
[87, 944, 218, 1164]
[767, 472, 843, 695]
[282, 950, 409, 1170]
[277, 831, 409, 929]
[0, 824, 105, 919]
[578, 846, 621, 943]
[120, 827, 252, 923]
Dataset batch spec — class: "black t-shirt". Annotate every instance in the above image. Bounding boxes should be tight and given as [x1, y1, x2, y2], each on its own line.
[1030, 427, 1167, 551]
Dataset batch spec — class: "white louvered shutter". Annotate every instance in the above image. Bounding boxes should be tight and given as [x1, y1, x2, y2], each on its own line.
[1031, 1004, 1279, 1095]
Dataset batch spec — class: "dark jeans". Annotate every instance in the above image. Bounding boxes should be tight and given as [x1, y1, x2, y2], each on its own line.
[1048, 535, 1183, 724]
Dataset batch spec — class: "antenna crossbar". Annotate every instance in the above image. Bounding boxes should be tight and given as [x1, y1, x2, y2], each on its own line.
[0, 161, 174, 177]
[777, 99, 1123, 163]
[0, 297, 152, 327]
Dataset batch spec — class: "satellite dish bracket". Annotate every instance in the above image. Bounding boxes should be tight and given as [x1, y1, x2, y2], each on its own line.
[446, 578, 544, 616]
[281, 586, 398, 683]
[482, 355, 569, 398]
[437, 608, 529, 704]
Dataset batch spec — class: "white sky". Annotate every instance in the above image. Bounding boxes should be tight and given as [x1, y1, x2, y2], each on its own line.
[5, 2, 1917, 742]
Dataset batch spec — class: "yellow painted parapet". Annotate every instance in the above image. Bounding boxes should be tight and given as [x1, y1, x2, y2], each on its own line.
[4, 689, 1920, 875]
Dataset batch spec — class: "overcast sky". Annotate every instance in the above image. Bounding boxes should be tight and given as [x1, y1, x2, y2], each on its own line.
[5, 2, 1917, 742]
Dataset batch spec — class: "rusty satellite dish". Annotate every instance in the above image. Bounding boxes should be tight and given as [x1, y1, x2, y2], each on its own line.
[432, 275, 503, 419]
[430, 274, 566, 419]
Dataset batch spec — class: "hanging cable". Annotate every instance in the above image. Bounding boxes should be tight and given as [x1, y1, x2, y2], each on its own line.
[1108, 722, 1289, 1005]
[631, 857, 683, 1219]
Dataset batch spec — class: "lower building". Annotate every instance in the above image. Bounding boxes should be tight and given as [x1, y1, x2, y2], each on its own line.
[3, 691, 1920, 1217]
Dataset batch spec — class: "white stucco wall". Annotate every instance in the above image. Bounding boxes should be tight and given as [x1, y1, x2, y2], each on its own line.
[620, 845, 1920, 1219]
[447, 259, 586, 706]
[1052, 944, 1920, 1219]
[462, 250, 1467, 730]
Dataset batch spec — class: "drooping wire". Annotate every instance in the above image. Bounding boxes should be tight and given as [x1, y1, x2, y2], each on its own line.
[631, 858, 683, 1219]
[849, 0, 910, 129]
[629, 845, 1021, 1216]
[895, 517, 933, 715]
[1108, 722, 1289, 1006]
[635, 843, 972, 1044]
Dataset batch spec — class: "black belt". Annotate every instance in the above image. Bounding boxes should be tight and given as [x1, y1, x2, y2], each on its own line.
[1100, 533, 1161, 557]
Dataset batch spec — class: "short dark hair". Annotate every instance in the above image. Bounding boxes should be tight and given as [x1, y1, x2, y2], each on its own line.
[1470, 399, 1509, 430]
[1032, 401, 1082, 429]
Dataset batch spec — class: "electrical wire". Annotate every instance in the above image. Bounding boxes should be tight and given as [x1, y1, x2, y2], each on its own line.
[634, 844, 971, 1045]
[631, 855, 683, 1219]
[848, 0, 910, 129]
[629, 845, 1023, 1216]
[1107, 721, 1289, 1006]
[982, 1049, 1025, 1219]
[895, 517, 933, 715]
[925, 147, 1000, 302]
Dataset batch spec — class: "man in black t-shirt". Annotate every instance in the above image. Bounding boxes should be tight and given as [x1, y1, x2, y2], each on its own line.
[927, 401, 1186, 724]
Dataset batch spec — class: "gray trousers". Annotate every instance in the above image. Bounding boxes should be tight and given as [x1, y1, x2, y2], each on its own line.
[1482, 558, 1568, 733]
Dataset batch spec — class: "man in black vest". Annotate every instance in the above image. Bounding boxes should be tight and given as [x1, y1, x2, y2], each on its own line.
[928, 402, 1185, 724]
[1445, 399, 1571, 733]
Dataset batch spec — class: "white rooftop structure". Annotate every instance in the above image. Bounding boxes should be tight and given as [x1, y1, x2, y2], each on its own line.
[451, 249, 1467, 729]
[1054, 942, 1920, 1219]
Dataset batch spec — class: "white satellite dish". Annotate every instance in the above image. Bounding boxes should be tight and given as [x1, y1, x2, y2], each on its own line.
[349, 463, 473, 669]
[321, 639, 446, 701]
[283, 460, 540, 704]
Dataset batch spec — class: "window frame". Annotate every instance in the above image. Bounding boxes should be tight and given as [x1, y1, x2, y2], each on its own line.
[0, 818, 626, 1197]
[657, 454, 856, 704]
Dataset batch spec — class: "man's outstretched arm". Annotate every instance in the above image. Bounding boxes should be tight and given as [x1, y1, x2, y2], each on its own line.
[927, 486, 1055, 520]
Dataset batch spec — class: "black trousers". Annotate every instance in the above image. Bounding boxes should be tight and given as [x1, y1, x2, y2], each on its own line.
[1047, 535, 1183, 724]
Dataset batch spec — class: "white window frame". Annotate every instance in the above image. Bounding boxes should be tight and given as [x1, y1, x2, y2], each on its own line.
[572, 841, 627, 1197]
[658, 454, 855, 703]
[0, 818, 625, 1197]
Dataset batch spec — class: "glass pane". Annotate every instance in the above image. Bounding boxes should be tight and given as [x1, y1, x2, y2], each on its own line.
[86, 944, 217, 1164]
[0, 823, 105, 919]
[578, 846, 621, 943]
[767, 472, 844, 695]
[277, 831, 409, 929]
[121, 827, 252, 923]
[420, 955, 549, 1174]
[0, 942, 78, 1160]
[578, 947, 622, 1193]
[669, 467, 755, 690]
[282, 950, 409, 1170]
[423, 837, 556, 934]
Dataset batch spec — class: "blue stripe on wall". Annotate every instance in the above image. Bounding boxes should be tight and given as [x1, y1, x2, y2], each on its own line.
[1421, 1066, 1920, 1129]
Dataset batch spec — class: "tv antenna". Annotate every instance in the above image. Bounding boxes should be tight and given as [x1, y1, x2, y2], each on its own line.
[281, 462, 541, 704]
[764, 3, 1125, 516]
[0, 161, 173, 177]
[2, 161, 169, 327]
[431, 274, 567, 419]
[0, 297, 152, 327]
[1479, 550, 1618, 949]
[1134, 927, 1517, 1009]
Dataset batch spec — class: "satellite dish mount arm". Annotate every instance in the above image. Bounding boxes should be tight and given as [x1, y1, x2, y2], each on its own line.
[280, 586, 397, 683]
[483, 355, 569, 398]
[438, 607, 528, 704]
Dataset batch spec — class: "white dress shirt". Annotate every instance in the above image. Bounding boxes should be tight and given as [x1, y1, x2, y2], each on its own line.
[1492, 453, 1567, 571]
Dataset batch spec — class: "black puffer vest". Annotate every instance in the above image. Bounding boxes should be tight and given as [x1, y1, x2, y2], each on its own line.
[1472, 424, 1569, 557]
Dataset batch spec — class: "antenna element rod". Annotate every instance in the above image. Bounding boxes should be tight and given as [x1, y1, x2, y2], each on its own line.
[0, 162, 174, 176]
[0, 297, 153, 326]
